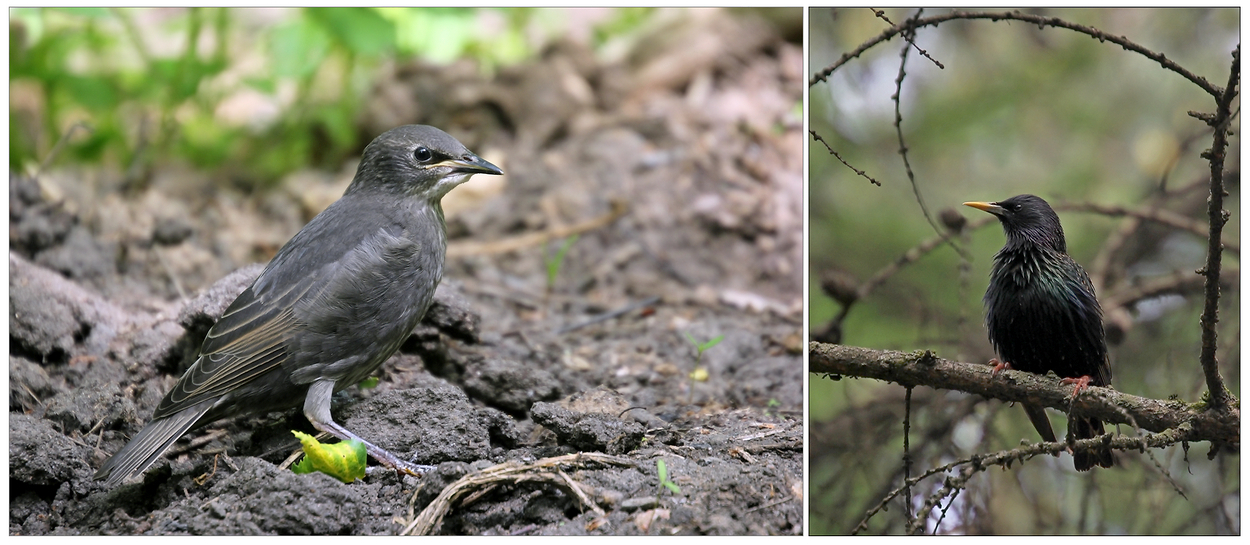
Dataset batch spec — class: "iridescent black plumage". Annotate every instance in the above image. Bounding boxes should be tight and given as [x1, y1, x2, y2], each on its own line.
[966, 194, 1113, 471]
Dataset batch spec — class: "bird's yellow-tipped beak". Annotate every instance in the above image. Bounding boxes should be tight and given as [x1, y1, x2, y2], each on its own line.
[963, 201, 1003, 215]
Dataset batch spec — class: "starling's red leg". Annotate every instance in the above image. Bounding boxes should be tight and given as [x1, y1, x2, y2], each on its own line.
[1060, 375, 1093, 398]
[989, 358, 1013, 378]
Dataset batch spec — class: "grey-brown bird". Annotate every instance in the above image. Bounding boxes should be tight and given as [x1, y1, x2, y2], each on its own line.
[96, 125, 502, 486]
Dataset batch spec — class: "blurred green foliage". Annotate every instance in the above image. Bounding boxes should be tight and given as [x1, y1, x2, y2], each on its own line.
[7, 7, 639, 184]
[809, 7, 1238, 535]
[590, 7, 654, 48]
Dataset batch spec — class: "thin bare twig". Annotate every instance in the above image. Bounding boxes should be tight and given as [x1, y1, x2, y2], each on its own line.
[448, 200, 627, 258]
[911, 465, 970, 535]
[870, 8, 944, 69]
[889, 9, 968, 261]
[902, 387, 913, 521]
[810, 130, 882, 186]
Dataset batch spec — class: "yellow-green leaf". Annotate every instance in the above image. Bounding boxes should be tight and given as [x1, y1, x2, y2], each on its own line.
[290, 430, 366, 483]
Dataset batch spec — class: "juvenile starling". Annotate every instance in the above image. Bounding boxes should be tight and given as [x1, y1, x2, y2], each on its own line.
[96, 125, 502, 486]
[965, 194, 1114, 471]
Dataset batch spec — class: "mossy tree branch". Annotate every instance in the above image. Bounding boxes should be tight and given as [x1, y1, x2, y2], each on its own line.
[809, 342, 1240, 451]
[1196, 45, 1239, 412]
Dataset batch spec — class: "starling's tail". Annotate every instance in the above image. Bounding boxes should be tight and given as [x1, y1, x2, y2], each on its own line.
[1071, 416, 1114, 471]
[1022, 404, 1058, 453]
[95, 401, 214, 487]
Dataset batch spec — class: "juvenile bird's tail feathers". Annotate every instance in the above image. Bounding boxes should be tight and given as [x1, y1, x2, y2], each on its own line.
[95, 401, 214, 487]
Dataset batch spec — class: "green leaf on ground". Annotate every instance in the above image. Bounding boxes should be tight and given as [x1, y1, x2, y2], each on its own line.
[291, 430, 366, 483]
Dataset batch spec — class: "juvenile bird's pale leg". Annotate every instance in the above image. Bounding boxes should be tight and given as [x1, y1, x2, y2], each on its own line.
[303, 379, 435, 476]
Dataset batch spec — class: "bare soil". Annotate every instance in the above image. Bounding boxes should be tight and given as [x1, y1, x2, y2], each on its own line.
[9, 9, 803, 536]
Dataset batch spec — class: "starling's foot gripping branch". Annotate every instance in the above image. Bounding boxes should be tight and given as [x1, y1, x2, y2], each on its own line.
[1060, 375, 1094, 399]
[988, 358, 1013, 378]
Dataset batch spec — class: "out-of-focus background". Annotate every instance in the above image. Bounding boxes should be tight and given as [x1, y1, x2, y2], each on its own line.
[11, 8, 798, 184]
[809, 7, 1238, 535]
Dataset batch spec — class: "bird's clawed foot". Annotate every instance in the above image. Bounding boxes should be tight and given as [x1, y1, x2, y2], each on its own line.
[1060, 375, 1093, 399]
[989, 358, 1014, 378]
[348, 438, 434, 477]
[385, 457, 436, 478]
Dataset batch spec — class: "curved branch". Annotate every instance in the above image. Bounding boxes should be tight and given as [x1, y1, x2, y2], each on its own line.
[810, 129, 881, 186]
[852, 423, 1199, 534]
[808, 342, 1239, 448]
[811, 10, 1223, 99]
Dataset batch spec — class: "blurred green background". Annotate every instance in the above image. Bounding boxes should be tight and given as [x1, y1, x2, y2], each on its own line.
[8, 7, 671, 184]
[809, 7, 1238, 535]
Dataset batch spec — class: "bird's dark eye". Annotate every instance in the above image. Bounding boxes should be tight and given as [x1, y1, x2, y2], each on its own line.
[413, 147, 433, 163]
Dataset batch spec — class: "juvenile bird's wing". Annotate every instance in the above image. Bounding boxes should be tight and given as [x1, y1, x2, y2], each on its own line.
[152, 278, 313, 419]
[152, 201, 397, 419]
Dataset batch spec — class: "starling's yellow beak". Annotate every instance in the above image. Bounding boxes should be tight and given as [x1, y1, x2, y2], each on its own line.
[963, 201, 1004, 216]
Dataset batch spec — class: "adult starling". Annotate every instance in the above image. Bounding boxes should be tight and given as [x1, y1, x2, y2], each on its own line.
[96, 125, 502, 486]
[965, 194, 1114, 471]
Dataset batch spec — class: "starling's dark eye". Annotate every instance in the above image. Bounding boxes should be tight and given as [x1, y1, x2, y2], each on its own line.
[413, 147, 433, 163]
